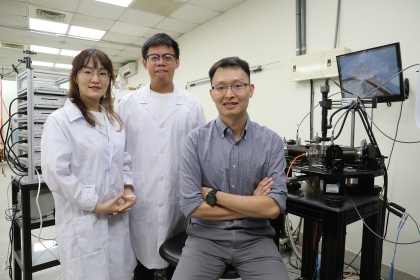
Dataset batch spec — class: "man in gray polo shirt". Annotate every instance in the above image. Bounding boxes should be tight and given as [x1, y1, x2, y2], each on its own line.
[173, 56, 290, 280]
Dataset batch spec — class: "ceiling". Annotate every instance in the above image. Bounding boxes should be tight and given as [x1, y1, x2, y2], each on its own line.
[0, 0, 246, 80]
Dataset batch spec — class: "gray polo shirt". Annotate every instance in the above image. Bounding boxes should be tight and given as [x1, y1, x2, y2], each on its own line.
[179, 115, 287, 229]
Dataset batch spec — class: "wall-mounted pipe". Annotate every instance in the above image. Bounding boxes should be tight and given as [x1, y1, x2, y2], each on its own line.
[295, 0, 302, 56]
[334, 0, 341, 48]
[301, 0, 307, 55]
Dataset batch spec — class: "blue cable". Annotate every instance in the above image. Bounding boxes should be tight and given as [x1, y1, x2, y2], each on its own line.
[388, 217, 406, 280]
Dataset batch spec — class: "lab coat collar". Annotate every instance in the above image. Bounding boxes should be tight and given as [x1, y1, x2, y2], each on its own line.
[63, 98, 107, 124]
[139, 83, 185, 124]
[63, 98, 84, 122]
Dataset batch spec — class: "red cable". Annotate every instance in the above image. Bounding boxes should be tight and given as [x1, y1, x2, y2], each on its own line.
[286, 153, 305, 180]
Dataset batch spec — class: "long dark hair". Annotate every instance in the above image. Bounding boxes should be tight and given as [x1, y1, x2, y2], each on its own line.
[68, 48, 122, 130]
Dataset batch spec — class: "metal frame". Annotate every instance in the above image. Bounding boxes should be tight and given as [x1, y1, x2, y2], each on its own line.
[286, 186, 385, 280]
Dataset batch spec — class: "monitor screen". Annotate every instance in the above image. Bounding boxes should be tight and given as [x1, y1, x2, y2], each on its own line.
[337, 43, 405, 103]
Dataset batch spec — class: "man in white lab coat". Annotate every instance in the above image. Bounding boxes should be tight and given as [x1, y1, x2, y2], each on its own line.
[118, 33, 206, 280]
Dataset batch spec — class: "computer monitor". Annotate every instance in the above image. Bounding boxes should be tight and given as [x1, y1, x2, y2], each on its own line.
[337, 42, 405, 103]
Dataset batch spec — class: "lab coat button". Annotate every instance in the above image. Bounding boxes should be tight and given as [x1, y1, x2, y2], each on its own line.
[159, 125, 163, 128]
[159, 203, 163, 207]
[159, 177, 163, 181]
[160, 150, 163, 154]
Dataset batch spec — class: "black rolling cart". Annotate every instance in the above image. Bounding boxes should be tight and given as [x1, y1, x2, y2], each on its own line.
[11, 178, 59, 280]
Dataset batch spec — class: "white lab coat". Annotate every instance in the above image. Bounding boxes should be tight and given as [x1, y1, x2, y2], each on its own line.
[41, 99, 137, 280]
[118, 83, 206, 269]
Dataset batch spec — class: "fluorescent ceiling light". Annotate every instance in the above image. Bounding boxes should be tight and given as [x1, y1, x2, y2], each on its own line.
[29, 18, 68, 34]
[31, 45, 60, 55]
[55, 63, 72, 69]
[95, 0, 133, 7]
[32, 61, 54, 67]
[60, 49, 80, 57]
[69, 25, 106, 40]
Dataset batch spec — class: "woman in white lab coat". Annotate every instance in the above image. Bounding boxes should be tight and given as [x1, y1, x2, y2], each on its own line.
[41, 49, 137, 280]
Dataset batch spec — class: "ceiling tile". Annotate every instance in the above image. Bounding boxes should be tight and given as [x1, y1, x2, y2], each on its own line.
[95, 47, 122, 56]
[102, 32, 139, 44]
[29, 38, 63, 49]
[0, 26, 28, 37]
[170, 4, 220, 24]
[63, 37, 98, 47]
[29, 32, 65, 42]
[77, 0, 125, 20]
[111, 56, 133, 63]
[123, 46, 142, 53]
[54, 56, 74, 63]
[72, 14, 115, 31]
[131, 0, 183, 17]
[31, 52, 59, 62]
[0, 48, 27, 58]
[142, 28, 181, 39]
[155, 17, 198, 33]
[118, 51, 141, 59]
[31, 65, 55, 71]
[120, 8, 165, 27]
[189, 0, 245, 12]
[57, 43, 84, 51]
[0, 13, 27, 28]
[28, 0, 80, 13]
[110, 22, 150, 37]
[52, 67, 71, 73]
[0, 1, 27, 16]
[96, 42, 127, 50]
[133, 37, 148, 46]
[0, 35, 29, 45]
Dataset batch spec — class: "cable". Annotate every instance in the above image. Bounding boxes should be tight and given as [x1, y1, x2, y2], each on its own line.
[286, 154, 305, 180]
[388, 213, 407, 280]
[348, 196, 420, 245]
[386, 101, 403, 170]
[331, 107, 351, 140]
[285, 214, 302, 260]
[0, 108, 28, 176]
[34, 168, 60, 261]
[296, 91, 342, 135]
[408, 213, 420, 235]
[344, 248, 362, 273]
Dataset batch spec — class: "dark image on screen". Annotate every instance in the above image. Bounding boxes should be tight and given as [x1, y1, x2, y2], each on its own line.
[337, 43, 404, 103]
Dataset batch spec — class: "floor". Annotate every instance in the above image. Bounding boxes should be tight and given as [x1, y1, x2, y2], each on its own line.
[0, 165, 417, 280]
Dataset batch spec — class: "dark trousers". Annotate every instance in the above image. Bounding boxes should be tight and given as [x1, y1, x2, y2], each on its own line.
[133, 260, 175, 280]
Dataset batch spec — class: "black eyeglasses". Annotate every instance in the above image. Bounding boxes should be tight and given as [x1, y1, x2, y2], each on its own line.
[211, 83, 250, 93]
[145, 54, 177, 65]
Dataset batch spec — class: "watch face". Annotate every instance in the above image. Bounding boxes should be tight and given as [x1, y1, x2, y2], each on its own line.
[206, 192, 217, 206]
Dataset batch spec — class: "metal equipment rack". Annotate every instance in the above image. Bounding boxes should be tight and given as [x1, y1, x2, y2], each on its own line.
[16, 69, 68, 183]
[12, 69, 68, 279]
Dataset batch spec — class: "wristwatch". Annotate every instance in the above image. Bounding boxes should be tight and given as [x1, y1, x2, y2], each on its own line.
[206, 189, 219, 206]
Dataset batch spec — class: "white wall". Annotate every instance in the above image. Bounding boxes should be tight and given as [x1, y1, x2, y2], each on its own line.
[127, 0, 420, 276]
[0, 79, 18, 129]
